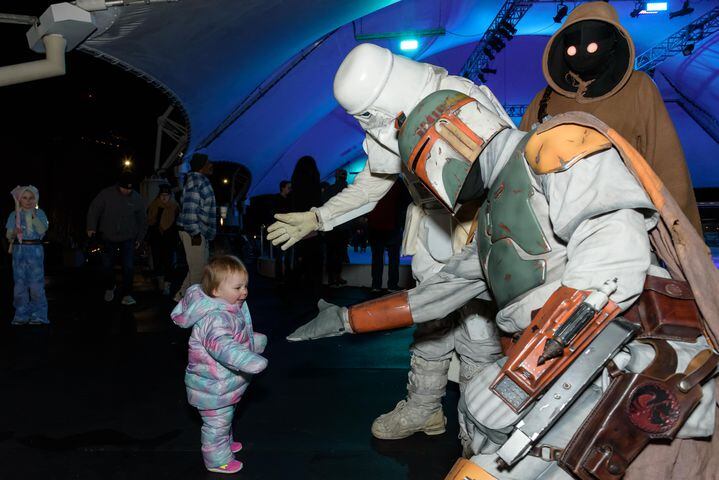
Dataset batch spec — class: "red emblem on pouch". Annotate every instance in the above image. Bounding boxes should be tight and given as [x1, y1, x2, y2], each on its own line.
[627, 383, 680, 433]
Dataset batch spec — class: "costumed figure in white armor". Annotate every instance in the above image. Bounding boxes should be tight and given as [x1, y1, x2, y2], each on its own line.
[268, 43, 514, 440]
[287, 89, 719, 479]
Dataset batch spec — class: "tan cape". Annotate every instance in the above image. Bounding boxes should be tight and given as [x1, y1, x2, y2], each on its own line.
[536, 112, 719, 480]
[519, 1, 702, 234]
[147, 197, 179, 233]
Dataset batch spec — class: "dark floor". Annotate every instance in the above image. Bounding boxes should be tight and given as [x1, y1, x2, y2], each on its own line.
[0, 254, 461, 480]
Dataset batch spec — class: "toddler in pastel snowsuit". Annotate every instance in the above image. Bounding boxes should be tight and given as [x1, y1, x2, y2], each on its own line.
[171, 255, 267, 474]
[6, 185, 49, 325]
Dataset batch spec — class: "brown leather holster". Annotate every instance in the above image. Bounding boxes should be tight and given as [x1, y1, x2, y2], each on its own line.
[559, 339, 718, 480]
[623, 275, 703, 341]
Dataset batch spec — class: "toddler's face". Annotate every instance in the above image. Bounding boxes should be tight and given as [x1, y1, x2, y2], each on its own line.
[213, 271, 248, 306]
[20, 192, 36, 210]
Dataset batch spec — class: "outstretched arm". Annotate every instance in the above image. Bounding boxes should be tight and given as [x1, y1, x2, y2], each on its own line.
[202, 314, 267, 374]
[287, 242, 488, 341]
[267, 160, 397, 250]
[313, 159, 397, 231]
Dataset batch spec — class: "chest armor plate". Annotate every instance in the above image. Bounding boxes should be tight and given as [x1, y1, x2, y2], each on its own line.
[477, 134, 551, 308]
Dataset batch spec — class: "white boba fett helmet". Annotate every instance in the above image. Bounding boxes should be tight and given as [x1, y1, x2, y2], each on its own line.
[398, 90, 511, 213]
[333, 43, 437, 131]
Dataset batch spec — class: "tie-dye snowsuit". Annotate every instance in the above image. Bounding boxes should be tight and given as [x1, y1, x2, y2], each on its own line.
[6, 209, 49, 324]
[171, 284, 267, 468]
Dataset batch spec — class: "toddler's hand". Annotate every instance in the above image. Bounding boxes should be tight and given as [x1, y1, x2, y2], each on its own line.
[253, 332, 268, 354]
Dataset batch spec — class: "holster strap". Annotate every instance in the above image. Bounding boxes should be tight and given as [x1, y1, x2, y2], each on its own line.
[679, 349, 719, 393]
[529, 444, 564, 462]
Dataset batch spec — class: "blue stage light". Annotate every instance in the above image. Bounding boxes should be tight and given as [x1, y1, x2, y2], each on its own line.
[400, 39, 419, 51]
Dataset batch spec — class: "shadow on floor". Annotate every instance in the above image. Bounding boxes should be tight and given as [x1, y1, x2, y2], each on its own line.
[0, 256, 461, 479]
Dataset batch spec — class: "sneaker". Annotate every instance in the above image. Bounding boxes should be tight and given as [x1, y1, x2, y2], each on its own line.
[207, 459, 243, 474]
[29, 316, 50, 325]
[230, 441, 243, 453]
[11, 317, 29, 326]
[371, 288, 383, 293]
[371, 400, 446, 440]
[104, 288, 115, 302]
[121, 295, 137, 306]
[337, 278, 348, 285]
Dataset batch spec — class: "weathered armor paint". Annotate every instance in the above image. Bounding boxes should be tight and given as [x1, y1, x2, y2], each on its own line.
[477, 134, 551, 308]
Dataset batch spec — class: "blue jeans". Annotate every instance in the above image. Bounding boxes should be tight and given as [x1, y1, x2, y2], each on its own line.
[102, 240, 135, 296]
[12, 244, 48, 322]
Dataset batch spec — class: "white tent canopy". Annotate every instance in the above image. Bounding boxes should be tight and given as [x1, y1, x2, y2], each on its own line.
[79, 0, 719, 194]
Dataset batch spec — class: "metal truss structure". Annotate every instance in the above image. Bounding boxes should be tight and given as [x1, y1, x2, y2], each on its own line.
[503, 104, 529, 118]
[154, 105, 189, 172]
[460, 0, 536, 83]
[635, 6, 719, 72]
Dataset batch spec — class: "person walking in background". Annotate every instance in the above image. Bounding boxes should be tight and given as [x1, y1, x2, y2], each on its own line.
[175, 153, 217, 301]
[289, 156, 323, 298]
[148, 183, 179, 295]
[6, 185, 49, 325]
[87, 171, 147, 306]
[351, 216, 368, 253]
[272, 180, 292, 283]
[171, 255, 267, 474]
[367, 181, 408, 293]
[322, 169, 349, 287]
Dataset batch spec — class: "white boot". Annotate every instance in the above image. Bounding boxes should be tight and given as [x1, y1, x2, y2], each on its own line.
[371, 356, 450, 440]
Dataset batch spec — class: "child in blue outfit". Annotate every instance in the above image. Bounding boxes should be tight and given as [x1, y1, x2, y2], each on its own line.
[6, 185, 49, 325]
[171, 255, 267, 474]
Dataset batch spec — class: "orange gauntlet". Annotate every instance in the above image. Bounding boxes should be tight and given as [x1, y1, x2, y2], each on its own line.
[347, 291, 414, 333]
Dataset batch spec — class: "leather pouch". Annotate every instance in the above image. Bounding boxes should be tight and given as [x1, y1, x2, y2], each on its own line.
[623, 275, 702, 341]
[559, 340, 718, 480]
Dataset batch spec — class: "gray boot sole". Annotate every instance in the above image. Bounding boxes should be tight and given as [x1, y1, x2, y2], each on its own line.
[371, 414, 447, 440]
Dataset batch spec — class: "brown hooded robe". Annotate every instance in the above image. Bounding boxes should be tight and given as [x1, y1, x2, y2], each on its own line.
[519, 1, 702, 234]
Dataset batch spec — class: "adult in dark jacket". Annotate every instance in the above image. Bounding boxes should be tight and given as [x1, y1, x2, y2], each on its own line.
[323, 169, 349, 287]
[290, 156, 323, 299]
[147, 183, 179, 295]
[87, 171, 147, 305]
[520, 1, 702, 233]
[272, 180, 292, 282]
[366, 180, 408, 292]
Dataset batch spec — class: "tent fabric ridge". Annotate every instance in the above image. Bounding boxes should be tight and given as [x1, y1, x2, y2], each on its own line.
[78, 44, 192, 154]
[195, 28, 339, 152]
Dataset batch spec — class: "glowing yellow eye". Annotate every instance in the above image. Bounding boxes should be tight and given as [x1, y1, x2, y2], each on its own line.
[567, 45, 577, 56]
[587, 42, 598, 54]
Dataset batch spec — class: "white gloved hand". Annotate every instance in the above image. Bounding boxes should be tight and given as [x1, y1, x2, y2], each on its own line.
[267, 211, 319, 250]
[287, 300, 351, 341]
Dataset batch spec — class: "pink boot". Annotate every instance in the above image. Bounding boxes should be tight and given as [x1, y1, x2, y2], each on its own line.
[207, 459, 243, 474]
[230, 441, 243, 453]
